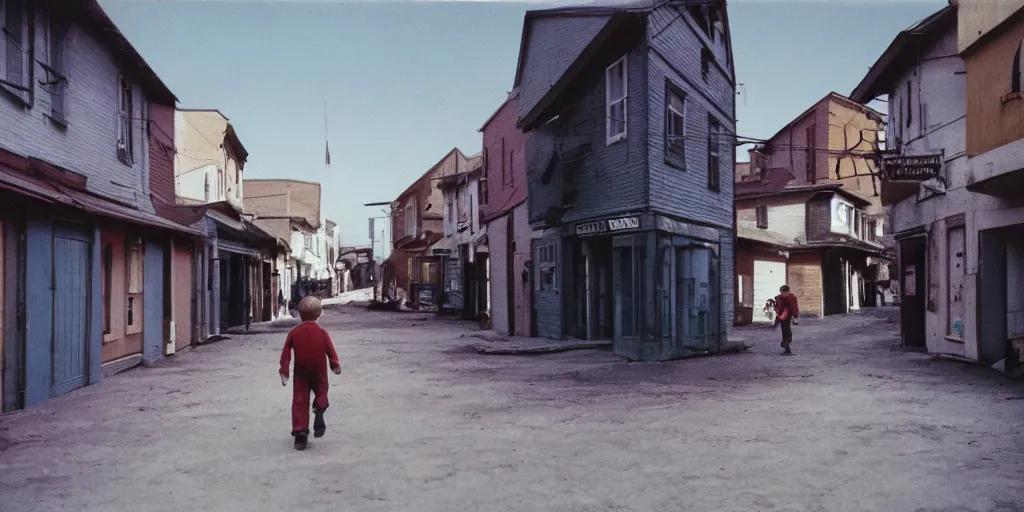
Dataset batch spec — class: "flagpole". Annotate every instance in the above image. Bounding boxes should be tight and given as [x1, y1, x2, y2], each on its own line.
[324, 99, 331, 169]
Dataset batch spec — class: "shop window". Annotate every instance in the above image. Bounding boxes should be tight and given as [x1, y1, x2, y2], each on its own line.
[537, 242, 558, 292]
[126, 240, 144, 335]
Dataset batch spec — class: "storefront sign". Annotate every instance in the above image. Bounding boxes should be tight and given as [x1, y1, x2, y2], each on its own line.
[881, 153, 942, 182]
[431, 248, 452, 256]
[575, 216, 641, 236]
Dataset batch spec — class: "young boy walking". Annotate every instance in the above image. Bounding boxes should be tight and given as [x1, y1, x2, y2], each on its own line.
[774, 285, 800, 355]
[279, 296, 341, 450]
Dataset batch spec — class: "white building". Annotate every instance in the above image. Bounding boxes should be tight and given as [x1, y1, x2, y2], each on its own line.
[851, 4, 1024, 374]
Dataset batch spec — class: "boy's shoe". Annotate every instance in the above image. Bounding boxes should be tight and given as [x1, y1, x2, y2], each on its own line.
[294, 433, 308, 450]
[313, 410, 326, 438]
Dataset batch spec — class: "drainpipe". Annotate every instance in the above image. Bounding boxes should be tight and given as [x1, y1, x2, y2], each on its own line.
[166, 237, 177, 355]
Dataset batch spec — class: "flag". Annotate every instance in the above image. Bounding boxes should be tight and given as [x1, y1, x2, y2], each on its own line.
[325, 140, 331, 167]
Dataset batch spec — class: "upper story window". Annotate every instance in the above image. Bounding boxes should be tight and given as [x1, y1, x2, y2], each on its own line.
[707, 115, 721, 191]
[47, 18, 70, 124]
[303, 233, 312, 251]
[117, 77, 134, 165]
[203, 174, 210, 201]
[1, 0, 31, 103]
[404, 199, 416, 237]
[606, 55, 628, 144]
[665, 82, 687, 169]
[756, 205, 768, 229]
[829, 196, 866, 239]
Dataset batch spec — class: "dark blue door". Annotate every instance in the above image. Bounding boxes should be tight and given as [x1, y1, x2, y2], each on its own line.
[51, 224, 91, 397]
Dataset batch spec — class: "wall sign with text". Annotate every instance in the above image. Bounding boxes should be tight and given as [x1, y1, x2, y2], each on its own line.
[575, 216, 641, 236]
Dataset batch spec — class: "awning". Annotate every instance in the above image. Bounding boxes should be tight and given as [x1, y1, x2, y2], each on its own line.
[0, 164, 202, 236]
[64, 188, 203, 236]
[217, 239, 263, 259]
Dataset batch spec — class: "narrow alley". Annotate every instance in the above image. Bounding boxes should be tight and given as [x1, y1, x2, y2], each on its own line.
[1, 306, 1022, 512]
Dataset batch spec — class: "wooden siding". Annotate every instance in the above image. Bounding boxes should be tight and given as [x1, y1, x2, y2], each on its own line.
[965, 12, 1024, 156]
[737, 198, 807, 243]
[788, 251, 824, 318]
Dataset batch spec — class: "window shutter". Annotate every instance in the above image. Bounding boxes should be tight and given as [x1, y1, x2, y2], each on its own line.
[50, 21, 70, 122]
[5, 0, 25, 87]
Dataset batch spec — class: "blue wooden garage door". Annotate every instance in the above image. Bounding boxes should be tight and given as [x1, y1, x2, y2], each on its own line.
[52, 225, 91, 397]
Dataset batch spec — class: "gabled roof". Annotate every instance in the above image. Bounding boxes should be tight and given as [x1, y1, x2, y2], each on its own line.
[393, 148, 469, 202]
[511, 1, 658, 88]
[759, 91, 884, 148]
[78, 0, 177, 105]
[850, 5, 956, 103]
[513, 0, 733, 132]
[479, 89, 520, 133]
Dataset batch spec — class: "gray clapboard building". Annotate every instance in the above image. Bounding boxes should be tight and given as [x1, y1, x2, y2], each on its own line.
[514, 0, 739, 361]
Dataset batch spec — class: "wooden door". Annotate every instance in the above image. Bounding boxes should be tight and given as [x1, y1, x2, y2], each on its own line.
[51, 223, 91, 397]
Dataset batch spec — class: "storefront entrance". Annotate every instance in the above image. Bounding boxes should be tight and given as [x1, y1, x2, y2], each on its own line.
[608, 232, 720, 361]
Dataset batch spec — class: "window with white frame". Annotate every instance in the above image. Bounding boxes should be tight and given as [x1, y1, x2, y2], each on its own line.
[117, 76, 134, 165]
[404, 200, 416, 237]
[606, 56, 628, 144]
[536, 242, 558, 292]
[1, 0, 32, 101]
[1012, 42, 1024, 94]
[665, 82, 686, 168]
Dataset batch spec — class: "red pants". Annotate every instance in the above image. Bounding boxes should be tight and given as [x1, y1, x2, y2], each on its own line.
[291, 368, 330, 435]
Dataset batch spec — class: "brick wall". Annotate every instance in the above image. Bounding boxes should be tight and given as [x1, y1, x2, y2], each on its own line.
[0, 8, 156, 212]
[482, 94, 528, 221]
[149, 103, 176, 205]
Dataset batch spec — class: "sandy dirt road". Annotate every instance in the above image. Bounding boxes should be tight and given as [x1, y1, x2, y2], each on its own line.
[1, 306, 1023, 512]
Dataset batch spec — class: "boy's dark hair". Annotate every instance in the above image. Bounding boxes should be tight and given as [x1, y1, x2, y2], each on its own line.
[780, 285, 790, 293]
[298, 296, 323, 322]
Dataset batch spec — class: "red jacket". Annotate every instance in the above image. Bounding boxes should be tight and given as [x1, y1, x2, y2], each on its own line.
[774, 292, 800, 321]
[279, 322, 340, 378]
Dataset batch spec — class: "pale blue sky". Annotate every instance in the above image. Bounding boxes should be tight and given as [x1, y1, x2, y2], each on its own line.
[98, 0, 944, 249]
